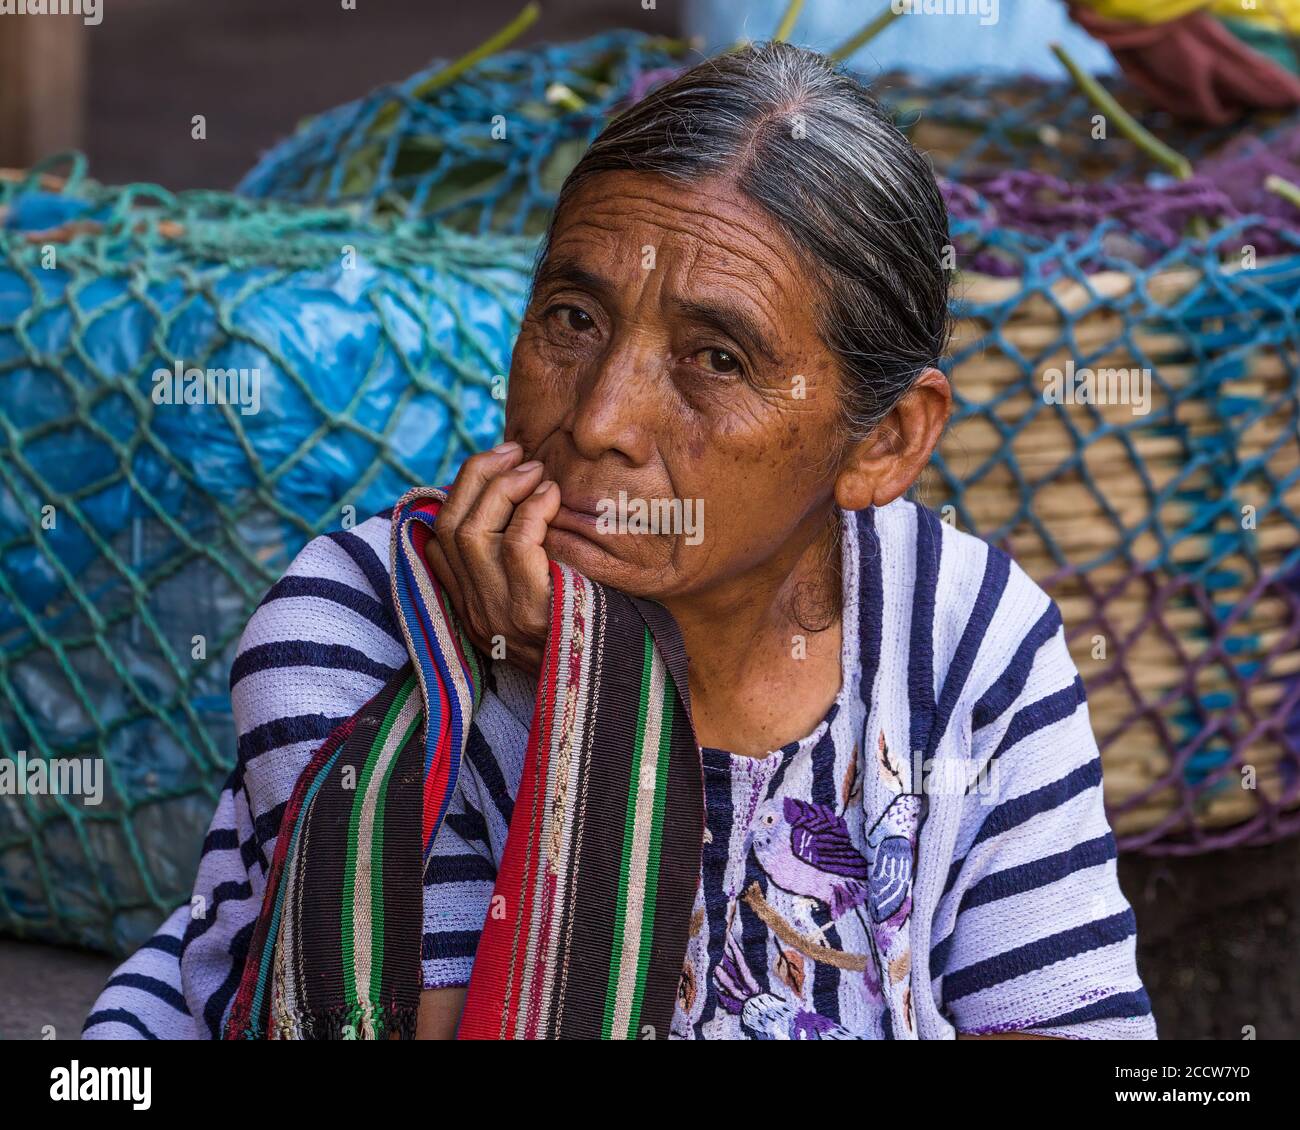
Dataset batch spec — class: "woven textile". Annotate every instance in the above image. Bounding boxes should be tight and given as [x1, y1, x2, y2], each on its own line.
[225, 488, 705, 1039]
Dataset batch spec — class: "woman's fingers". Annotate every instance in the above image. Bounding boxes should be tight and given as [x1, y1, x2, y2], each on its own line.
[453, 461, 550, 668]
[439, 442, 523, 529]
[422, 444, 555, 676]
[433, 443, 526, 636]
[459, 457, 546, 539]
[454, 458, 545, 614]
[500, 479, 561, 638]
[436, 443, 525, 588]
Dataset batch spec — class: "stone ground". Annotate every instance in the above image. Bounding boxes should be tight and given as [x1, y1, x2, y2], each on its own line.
[1118, 835, 1300, 1040]
[2, 835, 1297, 1040]
[0, 938, 115, 1041]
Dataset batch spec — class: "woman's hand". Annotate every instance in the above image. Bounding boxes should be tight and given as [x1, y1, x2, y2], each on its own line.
[422, 442, 560, 680]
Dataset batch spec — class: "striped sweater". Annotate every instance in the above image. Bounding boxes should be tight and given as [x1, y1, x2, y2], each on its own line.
[84, 498, 1156, 1039]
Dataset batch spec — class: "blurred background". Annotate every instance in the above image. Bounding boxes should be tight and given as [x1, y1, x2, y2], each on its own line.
[2, 0, 1298, 1041]
[4, 0, 1112, 186]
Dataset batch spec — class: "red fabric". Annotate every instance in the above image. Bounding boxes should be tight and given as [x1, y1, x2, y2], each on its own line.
[1068, 4, 1300, 125]
[456, 559, 569, 1040]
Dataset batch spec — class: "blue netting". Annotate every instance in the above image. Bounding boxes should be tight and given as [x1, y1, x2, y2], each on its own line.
[0, 160, 534, 951]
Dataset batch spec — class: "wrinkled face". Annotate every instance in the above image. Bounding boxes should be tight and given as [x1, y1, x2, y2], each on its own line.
[504, 170, 846, 599]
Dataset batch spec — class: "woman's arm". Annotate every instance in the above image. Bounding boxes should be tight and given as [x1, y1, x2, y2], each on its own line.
[931, 587, 1156, 1040]
[415, 987, 469, 1039]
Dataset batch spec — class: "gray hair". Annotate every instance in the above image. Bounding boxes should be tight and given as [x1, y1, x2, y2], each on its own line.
[534, 40, 953, 453]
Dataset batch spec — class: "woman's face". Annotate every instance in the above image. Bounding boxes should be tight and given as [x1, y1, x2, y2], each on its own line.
[504, 170, 848, 599]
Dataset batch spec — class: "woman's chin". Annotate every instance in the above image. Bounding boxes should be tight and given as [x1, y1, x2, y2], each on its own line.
[542, 527, 663, 594]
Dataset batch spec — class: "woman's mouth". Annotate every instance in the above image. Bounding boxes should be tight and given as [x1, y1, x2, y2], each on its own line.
[548, 493, 609, 545]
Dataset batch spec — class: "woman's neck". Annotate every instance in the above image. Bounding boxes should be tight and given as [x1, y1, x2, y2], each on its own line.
[661, 506, 844, 758]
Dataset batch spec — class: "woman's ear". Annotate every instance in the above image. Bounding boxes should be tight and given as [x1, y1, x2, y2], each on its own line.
[834, 368, 952, 511]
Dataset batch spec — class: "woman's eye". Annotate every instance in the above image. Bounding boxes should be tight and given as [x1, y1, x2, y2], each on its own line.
[693, 347, 741, 375]
[552, 305, 595, 334]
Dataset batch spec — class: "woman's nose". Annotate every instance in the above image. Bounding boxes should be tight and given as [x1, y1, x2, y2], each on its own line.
[566, 345, 659, 465]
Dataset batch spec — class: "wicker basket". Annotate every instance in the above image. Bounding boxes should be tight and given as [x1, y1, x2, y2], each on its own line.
[910, 76, 1300, 853]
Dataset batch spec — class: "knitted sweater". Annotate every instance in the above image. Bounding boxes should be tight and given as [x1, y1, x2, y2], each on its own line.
[84, 498, 1157, 1039]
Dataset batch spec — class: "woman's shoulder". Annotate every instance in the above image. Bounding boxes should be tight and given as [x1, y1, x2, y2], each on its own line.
[871, 496, 1055, 629]
[869, 497, 1073, 729]
[246, 509, 399, 636]
[273, 508, 398, 607]
[230, 510, 408, 767]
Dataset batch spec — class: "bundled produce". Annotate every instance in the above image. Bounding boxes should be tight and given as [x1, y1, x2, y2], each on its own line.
[237, 7, 693, 234]
[0, 160, 534, 951]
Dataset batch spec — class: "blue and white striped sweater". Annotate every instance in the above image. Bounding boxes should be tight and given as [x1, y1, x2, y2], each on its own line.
[83, 498, 1156, 1039]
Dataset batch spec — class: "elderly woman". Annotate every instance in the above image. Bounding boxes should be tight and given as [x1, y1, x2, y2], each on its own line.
[85, 42, 1155, 1041]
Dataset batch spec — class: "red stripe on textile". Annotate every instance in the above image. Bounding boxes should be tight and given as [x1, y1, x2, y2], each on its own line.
[458, 560, 568, 1039]
[501, 563, 567, 1033]
[522, 869, 559, 1038]
[401, 520, 454, 850]
[421, 669, 455, 852]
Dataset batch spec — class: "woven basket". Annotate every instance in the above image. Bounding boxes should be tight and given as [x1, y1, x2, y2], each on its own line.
[910, 76, 1300, 854]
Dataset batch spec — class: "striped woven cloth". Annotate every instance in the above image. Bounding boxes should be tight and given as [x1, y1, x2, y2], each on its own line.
[224, 488, 704, 1040]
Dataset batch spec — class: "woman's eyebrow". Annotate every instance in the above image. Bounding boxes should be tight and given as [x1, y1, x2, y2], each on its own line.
[672, 297, 780, 366]
[532, 255, 613, 301]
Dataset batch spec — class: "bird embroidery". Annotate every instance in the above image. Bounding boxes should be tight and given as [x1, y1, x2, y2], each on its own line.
[866, 793, 924, 923]
[748, 776, 924, 1034]
[713, 928, 857, 1040]
[751, 796, 871, 919]
[865, 727, 926, 1037]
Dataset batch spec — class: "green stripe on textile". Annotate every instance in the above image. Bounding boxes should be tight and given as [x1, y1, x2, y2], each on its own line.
[369, 710, 423, 1007]
[602, 627, 655, 1039]
[628, 664, 673, 1037]
[341, 675, 416, 1013]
